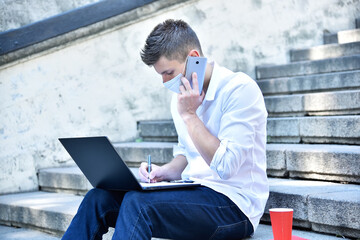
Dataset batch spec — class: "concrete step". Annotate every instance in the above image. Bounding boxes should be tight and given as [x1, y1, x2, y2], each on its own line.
[137, 120, 177, 142]
[114, 141, 174, 167]
[0, 225, 60, 240]
[266, 143, 360, 183]
[38, 167, 92, 196]
[0, 191, 81, 236]
[140, 116, 360, 145]
[257, 70, 360, 96]
[39, 141, 360, 195]
[0, 223, 349, 240]
[246, 224, 350, 240]
[290, 41, 360, 62]
[1, 178, 359, 239]
[38, 142, 175, 195]
[264, 89, 360, 116]
[255, 55, 360, 80]
[38, 166, 139, 195]
[324, 28, 360, 44]
[0, 192, 114, 239]
[267, 115, 360, 144]
[264, 178, 360, 239]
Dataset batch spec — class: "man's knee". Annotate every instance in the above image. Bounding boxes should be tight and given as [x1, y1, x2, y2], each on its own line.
[82, 188, 119, 209]
[121, 191, 149, 211]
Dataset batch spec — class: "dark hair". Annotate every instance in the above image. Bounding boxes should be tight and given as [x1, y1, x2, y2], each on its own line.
[140, 19, 203, 66]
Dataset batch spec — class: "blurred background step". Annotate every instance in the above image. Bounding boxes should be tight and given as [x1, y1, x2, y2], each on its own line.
[39, 166, 139, 195]
[263, 178, 360, 239]
[255, 55, 360, 80]
[38, 167, 92, 195]
[324, 28, 360, 44]
[290, 41, 360, 62]
[267, 115, 360, 144]
[0, 191, 82, 236]
[1, 178, 358, 239]
[114, 142, 174, 167]
[264, 89, 360, 116]
[266, 143, 360, 183]
[0, 225, 60, 240]
[0, 192, 115, 240]
[137, 120, 177, 142]
[257, 70, 360, 95]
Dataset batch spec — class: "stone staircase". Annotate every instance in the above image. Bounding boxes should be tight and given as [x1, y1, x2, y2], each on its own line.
[256, 17, 360, 239]
[1, 19, 360, 240]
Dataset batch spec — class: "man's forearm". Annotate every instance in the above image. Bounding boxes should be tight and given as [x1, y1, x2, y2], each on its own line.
[183, 114, 220, 166]
[162, 154, 188, 180]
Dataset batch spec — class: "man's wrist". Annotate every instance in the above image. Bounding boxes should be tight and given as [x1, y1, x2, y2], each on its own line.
[181, 113, 199, 125]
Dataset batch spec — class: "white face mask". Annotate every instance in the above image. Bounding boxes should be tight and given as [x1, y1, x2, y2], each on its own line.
[163, 73, 183, 94]
[162, 56, 206, 94]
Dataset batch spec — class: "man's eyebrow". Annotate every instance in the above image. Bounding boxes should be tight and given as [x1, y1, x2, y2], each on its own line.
[161, 69, 173, 75]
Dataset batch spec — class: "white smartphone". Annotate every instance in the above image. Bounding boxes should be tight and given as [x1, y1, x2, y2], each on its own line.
[184, 56, 207, 94]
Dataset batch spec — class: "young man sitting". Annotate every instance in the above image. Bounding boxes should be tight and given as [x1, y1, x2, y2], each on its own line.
[62, 19, 268, 240]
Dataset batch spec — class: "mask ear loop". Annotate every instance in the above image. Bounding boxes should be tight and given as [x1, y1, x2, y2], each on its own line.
[183, 56, 190, 77]
[176, 56, 189, 90]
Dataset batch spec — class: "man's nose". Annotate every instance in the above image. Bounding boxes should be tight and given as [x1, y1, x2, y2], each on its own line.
[162, 75, 171, 83]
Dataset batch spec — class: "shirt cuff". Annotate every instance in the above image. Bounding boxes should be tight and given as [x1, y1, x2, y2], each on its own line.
[210, 139, 229, 178]
[173, 144, 186, 158]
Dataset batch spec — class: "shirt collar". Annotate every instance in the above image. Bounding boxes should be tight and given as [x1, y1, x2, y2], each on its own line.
[204, 62, 233, 102]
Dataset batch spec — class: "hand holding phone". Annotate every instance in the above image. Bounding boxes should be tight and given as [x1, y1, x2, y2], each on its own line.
[163, 56, 207, 94]
[184, 56, 207, 94]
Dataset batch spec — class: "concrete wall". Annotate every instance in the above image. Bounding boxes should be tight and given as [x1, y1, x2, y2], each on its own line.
[0, 0, 100, 32]
[0, 0, 359, 194]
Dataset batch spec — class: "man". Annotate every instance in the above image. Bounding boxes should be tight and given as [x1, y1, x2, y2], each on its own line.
[62, 19, 268, 240]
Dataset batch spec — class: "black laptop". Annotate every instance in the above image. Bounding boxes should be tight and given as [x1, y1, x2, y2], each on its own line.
[59, 136, 200, 191]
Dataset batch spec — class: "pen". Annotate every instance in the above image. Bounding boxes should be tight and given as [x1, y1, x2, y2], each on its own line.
[148, 155, 151, 183]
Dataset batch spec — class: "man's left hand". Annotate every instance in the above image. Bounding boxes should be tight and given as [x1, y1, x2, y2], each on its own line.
[177, 72, 205, 121]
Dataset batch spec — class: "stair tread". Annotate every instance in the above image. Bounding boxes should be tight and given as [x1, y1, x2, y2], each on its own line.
[264, 89, 360, 116]
[324, 28, 360, 44]
[248, 223, 349, 240]
[268, 177, 360, 194]
[267, 142, 360, 152]
[0, 191, 82, 215]
[0, 223, 348, 240]
[114, 141, 175, 148]
[0, 225, 60, 240]
[291, 41, 360, 62]
[0, 191, 82, 234]
[267, 115, 360, 144]
[256, 55, 360, 80]
[257, 70, 360, 95]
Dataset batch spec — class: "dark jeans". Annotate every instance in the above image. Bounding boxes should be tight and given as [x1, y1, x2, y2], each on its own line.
[62, 186, 253, 240]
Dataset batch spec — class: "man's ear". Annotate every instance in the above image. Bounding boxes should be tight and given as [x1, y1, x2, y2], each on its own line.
[188, 49, 200, 57]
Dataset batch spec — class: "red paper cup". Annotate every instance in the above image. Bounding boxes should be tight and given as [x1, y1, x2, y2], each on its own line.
[269, 208, 293, 240]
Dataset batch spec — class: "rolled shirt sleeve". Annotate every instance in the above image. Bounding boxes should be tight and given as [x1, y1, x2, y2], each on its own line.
[210, 79, 266, 180]
[173, 141, 186, 158]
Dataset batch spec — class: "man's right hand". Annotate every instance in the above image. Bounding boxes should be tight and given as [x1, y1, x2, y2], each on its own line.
[138, 155, 188, 183]
[139, 162, 164, 183]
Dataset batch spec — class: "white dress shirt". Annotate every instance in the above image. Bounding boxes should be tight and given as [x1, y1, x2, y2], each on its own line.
[171, 62, 269, 231]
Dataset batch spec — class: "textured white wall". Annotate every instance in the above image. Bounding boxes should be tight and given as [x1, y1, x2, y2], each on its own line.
[0, 0, 359, 194]
[0, 0, 100, 31]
